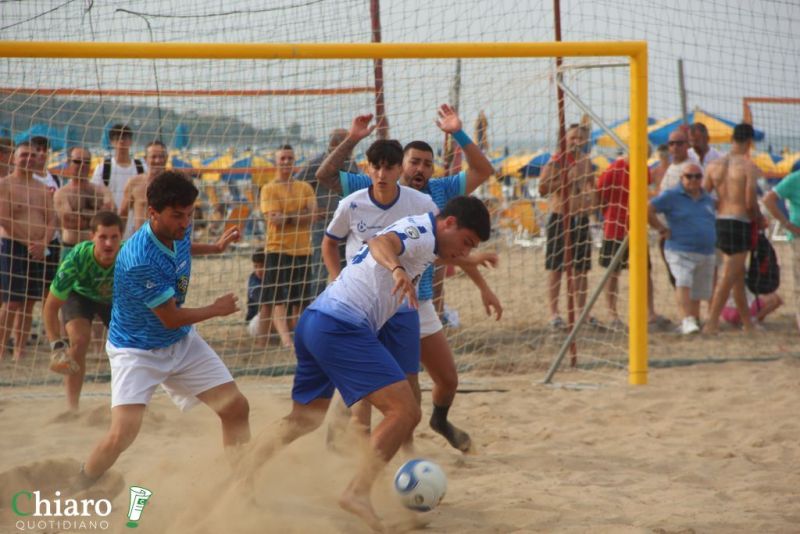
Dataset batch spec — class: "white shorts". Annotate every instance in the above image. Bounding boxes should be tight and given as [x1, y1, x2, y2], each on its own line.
[107, 328, 234, 411]
[418, 299, 443, 338]
[664, 249, 716, 301]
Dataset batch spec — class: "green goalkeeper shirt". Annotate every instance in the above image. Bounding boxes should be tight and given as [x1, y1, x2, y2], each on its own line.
[49, 241, 117, 303]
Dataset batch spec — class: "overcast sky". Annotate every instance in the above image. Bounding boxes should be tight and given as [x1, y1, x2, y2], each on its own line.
[2, 0, 798, 151]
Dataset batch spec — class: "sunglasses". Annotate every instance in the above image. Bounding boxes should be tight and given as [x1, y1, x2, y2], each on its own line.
[682, 173, 703, 180]
[668, 140, 687, 146]
[71, 159, 91, 165]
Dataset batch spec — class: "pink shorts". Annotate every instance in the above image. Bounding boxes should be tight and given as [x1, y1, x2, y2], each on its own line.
[720, 298, 763, 325]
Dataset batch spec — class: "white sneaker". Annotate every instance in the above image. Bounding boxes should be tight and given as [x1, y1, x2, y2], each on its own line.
[679, 316, 700, 335]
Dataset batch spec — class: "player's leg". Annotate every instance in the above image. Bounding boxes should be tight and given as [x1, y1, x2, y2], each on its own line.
[64, 317, 92, 411]
[83, 404, 146, 480]
[728, 251, 755, 331]
[271, 254, 293, 347]
[340, 379, 419, 531]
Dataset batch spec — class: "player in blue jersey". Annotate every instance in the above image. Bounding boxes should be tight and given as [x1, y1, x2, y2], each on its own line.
[244, 196, 492, 530]
[78, 171, 250, 488]
[316, 105, 497, 452]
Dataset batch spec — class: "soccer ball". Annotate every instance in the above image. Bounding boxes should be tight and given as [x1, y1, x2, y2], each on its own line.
[393, 459, 447, 511]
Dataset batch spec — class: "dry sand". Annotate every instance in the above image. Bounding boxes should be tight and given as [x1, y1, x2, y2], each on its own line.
[1, 356, 799, 533]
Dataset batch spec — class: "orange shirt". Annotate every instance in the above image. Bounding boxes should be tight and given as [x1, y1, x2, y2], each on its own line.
[260, 179, 315, 255]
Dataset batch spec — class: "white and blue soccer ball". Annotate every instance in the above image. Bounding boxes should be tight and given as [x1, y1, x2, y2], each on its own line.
[393, 458, 447, 511]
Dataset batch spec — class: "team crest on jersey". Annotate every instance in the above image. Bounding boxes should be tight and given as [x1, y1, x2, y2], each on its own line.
[177, 275, 189, 294]
[404, 226, 420, 239]
[357, 220, 367, 232]
[350, 202, 358, 210]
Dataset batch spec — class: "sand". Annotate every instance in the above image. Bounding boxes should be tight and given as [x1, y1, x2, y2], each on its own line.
[1, 356, 799, 534]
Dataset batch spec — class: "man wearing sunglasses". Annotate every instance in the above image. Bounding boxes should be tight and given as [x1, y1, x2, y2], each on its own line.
[54, 147, 115, 260]
[657, 129, 694, 193]
[648, 163, 716, 335]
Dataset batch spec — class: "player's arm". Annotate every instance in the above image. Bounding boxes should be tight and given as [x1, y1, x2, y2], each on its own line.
[191, 226, 240, 255]
[455, 260, 502, 320]
[367, 232, 418, 309]
[315, 113, 375, 193]
[150, 294, 239, 329]
[435, 104, 494, 194]
[322, 235, 344, 280]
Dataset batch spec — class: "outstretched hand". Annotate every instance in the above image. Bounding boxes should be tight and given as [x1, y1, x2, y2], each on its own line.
[215, 226, 241, 253]
[213, 293, 240, 317]
[435, 103, 463, 134]
[481, 288, 503, 321]
[349, 114, 377, 142]
[464, 251, 499, 269]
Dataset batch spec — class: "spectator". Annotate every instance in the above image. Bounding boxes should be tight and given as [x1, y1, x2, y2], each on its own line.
[596, 154, 667, 331]
[650, 144, 670, 191]
[118, 141, 167, 235]
[296, 128, 359, 297]
[538, 124, 597, 330]
[0, 142, 58, 360]
[54, 146, 114, 259]
[648, 163, 716, 335]
[762, 168, 800, 331]
[703, 124, 764, 335]
[259, 145, 316, 347]
[657, 129, 694, 192]
[30, 136, 61, 192]
[689, 122, 723, 169]
[91, 124, 144, 235]
[721, 289, 782, 328]
[0, 138, 13, 176]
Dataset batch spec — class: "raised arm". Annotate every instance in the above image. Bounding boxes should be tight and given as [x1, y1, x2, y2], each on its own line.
[315, 114, 375, 193]
[191, 226, 240, 255]
[435, 104, 494, 194]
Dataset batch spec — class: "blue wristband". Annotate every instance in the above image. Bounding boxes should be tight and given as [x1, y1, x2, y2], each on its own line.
[451, 129, 473, 148]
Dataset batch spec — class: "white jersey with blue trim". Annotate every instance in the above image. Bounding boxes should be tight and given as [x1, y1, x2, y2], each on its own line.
[310, 212, 438, 332]
[108, 222, 193, 350]
[326, 185, 438, 262]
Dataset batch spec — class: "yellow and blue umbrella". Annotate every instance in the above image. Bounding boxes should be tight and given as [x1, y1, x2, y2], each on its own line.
[592, 116, 658, 148]
[647, 109, 765, 146]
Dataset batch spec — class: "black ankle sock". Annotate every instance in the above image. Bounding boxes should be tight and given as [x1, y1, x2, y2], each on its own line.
[430, 403, 451, 427]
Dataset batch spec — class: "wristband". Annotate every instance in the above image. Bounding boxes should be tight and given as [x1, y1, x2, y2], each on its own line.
[50, 339, 69, 351]
[392, 265, 406, 273]
[451, 129, 473, 148]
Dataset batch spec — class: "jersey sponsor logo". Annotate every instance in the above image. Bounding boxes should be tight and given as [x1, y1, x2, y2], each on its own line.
[349, 202, 358, 210]
[177, 275, 189, 294]
[145, 280, 156, 289]
[357, 220, 367, 233]
[404, 226, 420, 239]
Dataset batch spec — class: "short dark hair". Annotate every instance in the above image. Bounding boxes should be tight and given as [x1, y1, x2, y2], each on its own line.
[90, 211, 124, 233]
[403, 140, 434, 155]
[14, 141, 32, 151]
[145, 140, 167, 151]
[437, 195, 491, 242]
[146, 171, 198, 212]
[68, 146, 91, 159]
[30, 135, 49, 150]
[251, 251, 266, 264]
[109, 124, 133, 141]
[733, 123, 755, 143]
[689, 122, 709, 136]
[366, 139, 404, 167]
[277, 144, 294, 152]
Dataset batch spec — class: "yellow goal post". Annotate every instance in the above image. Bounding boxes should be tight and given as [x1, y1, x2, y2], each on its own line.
[0, 39, 649, 385]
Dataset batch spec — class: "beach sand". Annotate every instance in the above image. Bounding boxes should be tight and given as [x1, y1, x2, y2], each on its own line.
[1, 356, 798, 533]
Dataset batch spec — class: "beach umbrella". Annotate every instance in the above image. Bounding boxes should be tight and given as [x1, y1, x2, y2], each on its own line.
[224, 154, 275, 186]
[591, 154, 612, 174]
[199, 153, 234, 182]
[751, 152, 782, 178]
[13, 123, 68, 151]
[173, 123, 191, 150]
[647, 109, 765, 147]
[775, 152, 800, 177]
[498, 151, 539, 178]
[519, 151, 552, 178]
[592, 116, 658, 148]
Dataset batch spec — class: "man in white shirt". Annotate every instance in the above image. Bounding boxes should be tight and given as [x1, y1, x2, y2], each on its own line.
[658, 129, 695, 192]
[90, 124, 144, 236]
[689, 122, 723, 169]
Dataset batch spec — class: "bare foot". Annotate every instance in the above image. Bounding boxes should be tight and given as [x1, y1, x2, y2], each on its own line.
[701, 325, 718, 336]
[339, 486, 384, 532]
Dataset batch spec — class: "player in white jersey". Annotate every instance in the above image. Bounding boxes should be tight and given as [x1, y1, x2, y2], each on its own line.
[243, 196, 492, 531]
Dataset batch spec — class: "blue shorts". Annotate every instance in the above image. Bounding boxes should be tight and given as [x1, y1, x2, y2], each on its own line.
[378, 310, 420, 374]
[292, 309, 407, 407]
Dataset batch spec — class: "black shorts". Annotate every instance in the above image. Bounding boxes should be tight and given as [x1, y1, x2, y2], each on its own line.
[62, 292, 112, 327]
[0, 239, 47, 302]
[716, 219, 752, 255]
[263, 253, 313, 305]
[599, 238, 653, 272]
[545, 213, 592, 272]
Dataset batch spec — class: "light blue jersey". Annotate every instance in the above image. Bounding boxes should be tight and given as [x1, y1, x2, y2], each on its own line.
[108, 222, 192, 349]
[339, 170, 466, 300]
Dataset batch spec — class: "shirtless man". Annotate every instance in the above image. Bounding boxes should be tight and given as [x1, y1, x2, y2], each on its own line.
[54, 147, 115, 258]
[0, 142, 58, 360]
[702, 123, 764, 335]
[538, 124, 597, 329]
[119, 141, 167, 233]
